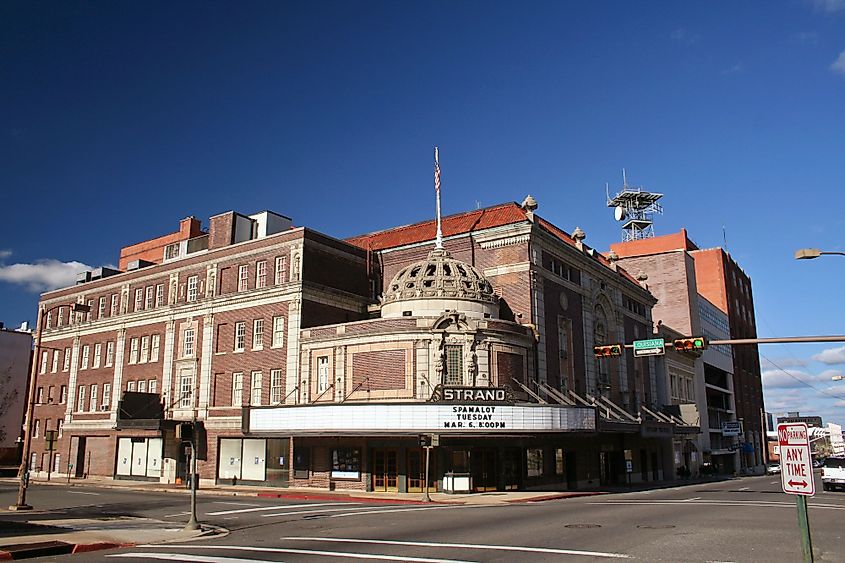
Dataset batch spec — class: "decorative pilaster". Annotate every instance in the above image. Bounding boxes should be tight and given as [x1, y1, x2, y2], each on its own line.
[198, 313, 214, 416]
[65, 336, 80, 421]
[109, 329, 127, 420]
[161, 320, 176, 408]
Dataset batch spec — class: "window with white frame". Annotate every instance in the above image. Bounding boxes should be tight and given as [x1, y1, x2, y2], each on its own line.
[275, 256, 286, 284]
[140, 336, 149, 363]
[33, 419, 39, 438]
[253, 319, 264, 350]
[51, 350, 59, 373]
[148, 379, 157, 394]
[270, 369, 283, 404]
[187, 275, 198, 302]
[40, 351, 48, 374]
[317, 356, 330, 393]
[86, 300, 93, 321]
[165, 242, 180, 260]
[105, 341, 114, 367]
[150, 334, 160, 362]
[57, 418, 63, 437]
[127, 380, 136, 391]
[179, 373, 193, 408]
[56, 309, 63, 327]
[36, 387, 43, 404]
[251, 371, 262, 406]
[232, 372, 243, 406]
[272, 316, 284, 348]
[93, 343, 102, 369]
[60, 385, 67, 404]
[62, 348, 71, 371]
[77, 385, 86, 412]
[89, 384, 98, 411]
[134, 289, 143, 312]
[47, 385, 55, 403]
[129, 338, 139, 364]
[155, 284, 164, 307]
[111, 294, 119, 317]
[138, 380, 146, 393]
[234, 322, 246, 351]
[102, 383, 111, 410]
[46, 312, 52, 329]
[256, 260, 267, 288]
[98, 296, 107, 319]
[183, 328, 195, 358]
[238, 264, 249, 291]
[80, 345, 90, 370]
[145, 286, 154, 309]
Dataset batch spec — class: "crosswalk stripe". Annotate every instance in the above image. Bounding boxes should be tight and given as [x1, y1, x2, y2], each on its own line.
[132, 545, 477, 563]
[327, 505, 457, 519]
[207, 502, 357, 515]
[261, 506, 394, 518]
[283, 537, 630, 559]
[109, 554, 271, 563]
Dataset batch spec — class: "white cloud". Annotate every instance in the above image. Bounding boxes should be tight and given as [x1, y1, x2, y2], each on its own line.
[761, 357, 808, 369]
[670, 27, 700, 45]
[812, 0, 845, 14]
[761, 368, 824, 389]
[813, 346, 845, 364]
[0, 259, 93, 292]
[0, 250, 11, 260]
[791, 31, 819, 44]
[831, 50, 845, 75]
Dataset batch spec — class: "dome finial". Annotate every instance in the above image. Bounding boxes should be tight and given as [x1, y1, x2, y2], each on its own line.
[434, 147, 443, 250]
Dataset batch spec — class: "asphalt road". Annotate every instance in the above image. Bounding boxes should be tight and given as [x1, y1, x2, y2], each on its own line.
[2, 474, 845, 562]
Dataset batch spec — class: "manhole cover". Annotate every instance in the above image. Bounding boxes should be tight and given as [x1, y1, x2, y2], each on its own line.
[637, 524, 676, 529]
[564, 524, 601, 529]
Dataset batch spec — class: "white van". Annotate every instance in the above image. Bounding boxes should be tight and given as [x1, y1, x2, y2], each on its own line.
[821, 457, 845, 491]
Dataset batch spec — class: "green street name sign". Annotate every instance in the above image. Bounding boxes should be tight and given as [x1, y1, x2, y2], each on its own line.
[633, 338, 665, 357]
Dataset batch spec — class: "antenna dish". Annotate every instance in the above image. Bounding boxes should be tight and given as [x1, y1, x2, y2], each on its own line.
[614, 206, 626, 221]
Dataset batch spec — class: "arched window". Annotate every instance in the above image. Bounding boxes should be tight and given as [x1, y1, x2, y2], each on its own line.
[594, 309, 610, 391]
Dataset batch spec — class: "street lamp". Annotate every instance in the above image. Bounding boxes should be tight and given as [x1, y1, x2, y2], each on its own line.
[794, 248, 845, 260]
[832, 375, 844, 382]
[9, 301, 90, 511]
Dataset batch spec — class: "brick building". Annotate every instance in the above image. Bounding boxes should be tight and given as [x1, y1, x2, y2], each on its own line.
[28, 198, 697, 492]
[0, 324, 32, 467]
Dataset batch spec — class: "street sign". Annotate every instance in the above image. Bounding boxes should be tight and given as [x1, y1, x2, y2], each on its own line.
[778, 422, 815, 496]
[633, 338, 665, 357]
[721, 421, 742, 437]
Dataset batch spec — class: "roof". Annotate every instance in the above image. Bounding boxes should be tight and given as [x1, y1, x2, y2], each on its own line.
[346, 202, 530, 251]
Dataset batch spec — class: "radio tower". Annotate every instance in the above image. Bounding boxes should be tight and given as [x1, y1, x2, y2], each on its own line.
[606, 170, 663, 242]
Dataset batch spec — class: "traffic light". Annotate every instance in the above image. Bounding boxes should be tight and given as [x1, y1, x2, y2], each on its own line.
[673, 337, 707, 352]
[594, 344, 623, 358]
[176, 422, 194, 442]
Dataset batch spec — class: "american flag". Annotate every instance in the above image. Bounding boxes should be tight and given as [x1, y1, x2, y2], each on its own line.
[434, 147, 441, 193]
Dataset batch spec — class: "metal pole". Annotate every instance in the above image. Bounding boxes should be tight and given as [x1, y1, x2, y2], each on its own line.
[423, 446, 432, 502]
[796, 495, 814, 562]
[10, 306, 44, 511]
[184, 419, 200, 531]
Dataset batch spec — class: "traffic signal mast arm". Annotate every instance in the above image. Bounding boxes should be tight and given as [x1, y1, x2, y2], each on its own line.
[595, 334, 845, 355]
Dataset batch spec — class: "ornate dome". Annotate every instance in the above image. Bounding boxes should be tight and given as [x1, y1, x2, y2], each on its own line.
[381, 249, 498, 319]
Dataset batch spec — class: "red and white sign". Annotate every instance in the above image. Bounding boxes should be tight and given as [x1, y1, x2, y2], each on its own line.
[777, 422, 815, 496]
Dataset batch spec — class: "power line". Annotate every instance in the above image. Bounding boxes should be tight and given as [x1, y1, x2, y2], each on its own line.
[761, 354, 845, 402]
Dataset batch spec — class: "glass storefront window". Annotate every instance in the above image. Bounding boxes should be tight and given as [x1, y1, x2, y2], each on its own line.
[555, 448, 565, 475]
[527, 448, 543, 477]
[331, 448, 361, 479]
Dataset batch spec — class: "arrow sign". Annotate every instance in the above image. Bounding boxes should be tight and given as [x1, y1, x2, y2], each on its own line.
[778, 422, 815, 496]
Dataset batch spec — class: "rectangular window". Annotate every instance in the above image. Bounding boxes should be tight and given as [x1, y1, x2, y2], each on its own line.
[253, 319, 264, 350]
[138, 380, 146, 393]
[165, 242, 180, 260]
[140, 336, 150, 363]
[80, 345, 90, 370]
[102, 383, 111, 410]
[89, 384, 98, 411]
[251, 371, 262, 406]
[36, 387, 44, 404]
[33, 419, 39, 438]
[148, 379, 157, 394]
[183, 328, 195, 358]
[127, 381, 136, 391]
[60, 385, 67, 404]
[145, 286, 154, 309]
[150, 334, 160, 362]
[275, 256, 287, 284]
[232, 372, 243, 407]
[187, 275, 198, 302]
[527, 448, 543, 477]
[40, 351, 48, 374]
[98, 296, 107, 319]
[105, 341, 114, 367]
[180, 374, 193, 408]
[331, 448, 361, 479]
[238, 264, 249, 292]
[111, 294, 119, 317]
[234, 322, 246, 351]
[155, 284, 164, 307]
[57, 419, 63, 438]
[317, 356, 329, 394]
[86, 300, 92, 321]
[56, 309, 63, 327]
[47, 385, 55, 403]
[556, 448, 565, 475]
[77, 385, 86, 412]
[270, 369, 283, 405]
[272, 316, 284, 348]
[51, 350, 59, 373]
[46, 312, 52, 329]
[63, 348, 71, 372]
[256, 260, 267, 288]
[445, 345, 463, 386]
[93, 343, 102, 369]
[134, 289, 143, 312]
[129, 338, 139, 364]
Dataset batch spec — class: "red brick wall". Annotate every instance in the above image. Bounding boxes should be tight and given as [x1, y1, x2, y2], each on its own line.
[352, 350, 405, 390]
[496, 351, 524, 386]
[209, 212, 235, 250]
[542, 278, 585, 393]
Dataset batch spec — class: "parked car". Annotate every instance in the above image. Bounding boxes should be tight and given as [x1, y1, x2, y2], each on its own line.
[765, 462, 781, 475]
[821, 457, 845, 491]
[813, 458, 825, 469]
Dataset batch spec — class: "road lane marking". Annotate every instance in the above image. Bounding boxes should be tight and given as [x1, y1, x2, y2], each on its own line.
[67, 491, 101, 495]
[283, 537, 630, 559]
[681, 497, 701, 502]
[163, 512, 191, 518]
[213, 501, 262, 507]
[738, 487, 750, 491]
[262, 506, 395, 518]
[109, 554, 266, 563]
[133, 545, 478, 563]
[207, 502, 357, 515]
[589, 500, 845, 510]
[327, 506, 458, 518]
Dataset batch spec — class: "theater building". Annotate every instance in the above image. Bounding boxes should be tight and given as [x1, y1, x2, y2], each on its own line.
[28, 197, 696, 492]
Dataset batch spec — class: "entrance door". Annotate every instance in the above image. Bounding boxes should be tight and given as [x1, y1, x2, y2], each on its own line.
[372, 449, 398, 492]
[502, 448, 521, 490]
[407, 449, 424, 493]
[471, 448, 497, 492]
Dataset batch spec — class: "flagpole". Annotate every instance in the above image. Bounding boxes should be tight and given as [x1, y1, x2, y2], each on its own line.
[434, 146, 443, 250]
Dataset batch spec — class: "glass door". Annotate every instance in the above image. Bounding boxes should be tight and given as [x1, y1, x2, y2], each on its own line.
[407, 449, 424, 493]
[471, 448, 498, 492]
[372, 449, 398, 492]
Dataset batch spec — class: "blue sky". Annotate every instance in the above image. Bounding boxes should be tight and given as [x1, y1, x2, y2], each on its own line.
[2, 1, 844, 425]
